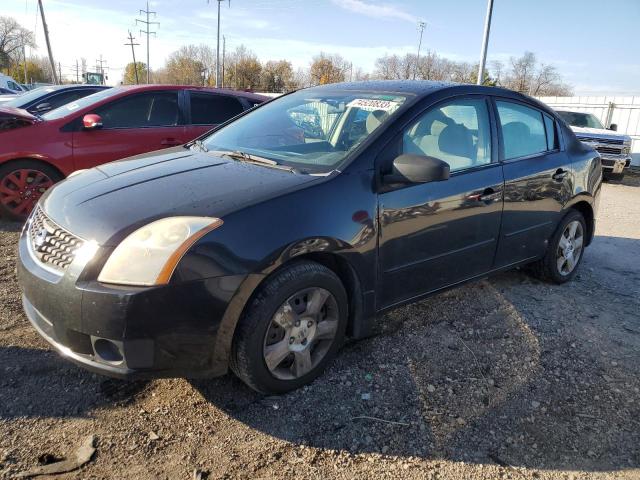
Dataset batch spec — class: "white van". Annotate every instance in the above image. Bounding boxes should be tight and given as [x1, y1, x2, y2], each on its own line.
[0, 74, 26, 93]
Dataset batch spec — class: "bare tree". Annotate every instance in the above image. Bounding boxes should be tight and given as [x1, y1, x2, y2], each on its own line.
[0, 16, 35, 70]
[489, 60, 504, 86]
[224, 45, 262, 90]
[164, 46, 206, 85]
[260, 60, 296, 92]
[497, 51, 572, 96]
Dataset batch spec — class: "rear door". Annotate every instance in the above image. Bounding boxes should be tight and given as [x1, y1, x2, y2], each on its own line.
[377, 95, 504, 308]
[71, 90, 187, 169]
[492, 98, 572, 267]
[185, 91, 246, 139]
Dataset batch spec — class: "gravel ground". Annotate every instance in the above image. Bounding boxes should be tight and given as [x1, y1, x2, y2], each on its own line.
[1, 174, 639, 480]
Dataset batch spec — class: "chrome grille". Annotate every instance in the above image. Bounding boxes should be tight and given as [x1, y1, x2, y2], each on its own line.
[28, 207, 84, 271]
[576, 136, 624, 145]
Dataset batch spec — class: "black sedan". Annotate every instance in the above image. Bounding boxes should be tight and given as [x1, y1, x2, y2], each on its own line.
[18, 81, 601, 394]
[0, 84, 109, 114]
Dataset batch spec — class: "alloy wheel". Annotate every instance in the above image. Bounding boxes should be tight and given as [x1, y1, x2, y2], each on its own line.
[0, 169, 53, 216]
[263, 287, 339, 380]
[556, 220, 584, 276]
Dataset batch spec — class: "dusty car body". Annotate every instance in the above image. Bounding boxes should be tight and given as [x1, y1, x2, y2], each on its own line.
[18, 81, 601, 393]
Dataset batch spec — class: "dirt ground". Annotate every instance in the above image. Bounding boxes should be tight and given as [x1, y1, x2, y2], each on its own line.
[1, 174, 639, 480]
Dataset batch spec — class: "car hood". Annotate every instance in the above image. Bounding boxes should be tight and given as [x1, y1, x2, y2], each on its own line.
[41, 147, 323, 246]
[570, 126, 632, 142]
[0, 106, 38, 123]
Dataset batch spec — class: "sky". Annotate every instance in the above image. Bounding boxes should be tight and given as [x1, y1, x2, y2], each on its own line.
[4, 0, 640, 95]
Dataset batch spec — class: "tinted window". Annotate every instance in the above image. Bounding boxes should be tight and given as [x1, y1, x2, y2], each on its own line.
[497, 101, 547, 160]
[190, 92, 244, 125]
[96, 92, 180, 129]
[543, 114, 558, 150]
[403, 97, 492, 172]
[7, 81, 21, 91]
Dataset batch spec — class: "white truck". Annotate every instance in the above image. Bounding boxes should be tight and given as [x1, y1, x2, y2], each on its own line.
[556, 110, 632, 181]
[0, 74, 27, 94]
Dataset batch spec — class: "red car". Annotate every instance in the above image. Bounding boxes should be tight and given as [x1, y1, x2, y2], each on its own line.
[0, 85, 267, 219]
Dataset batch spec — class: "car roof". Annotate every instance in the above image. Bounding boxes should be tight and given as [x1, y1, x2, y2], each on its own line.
[112, 84, 269, 101]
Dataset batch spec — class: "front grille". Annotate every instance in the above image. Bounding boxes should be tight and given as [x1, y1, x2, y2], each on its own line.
[28, 207, 84, 271]
[596, 146, 623, 155]
[577, 136, 624, 145]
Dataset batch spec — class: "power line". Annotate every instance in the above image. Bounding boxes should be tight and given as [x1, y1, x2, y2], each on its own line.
[124, 30, 141, 84]
[136, 0, 159, 84]
[414, 21, 426, 81]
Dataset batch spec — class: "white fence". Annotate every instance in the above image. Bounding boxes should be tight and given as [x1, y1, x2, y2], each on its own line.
[537, 96, 640, 166]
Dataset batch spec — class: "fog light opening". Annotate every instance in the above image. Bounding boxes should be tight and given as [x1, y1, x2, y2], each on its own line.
[93, 339, 124, 364]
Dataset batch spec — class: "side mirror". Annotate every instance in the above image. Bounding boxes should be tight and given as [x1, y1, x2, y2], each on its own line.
[33, 102, 51, 113]
[383, 154, 450, 185]
[608, 123, 617, 131]
[82, 113, 103, 130]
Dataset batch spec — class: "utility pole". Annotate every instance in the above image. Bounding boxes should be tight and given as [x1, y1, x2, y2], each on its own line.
[125, 30, 141, 84]
[58, 61, 62, 84]
[22, 45, 28, 84]
[136, 1, 159, 84]
[38, 0, 59, 84]
[96, 55, 108, 85]
[414, 21, 426, 80]
[208, 0, 230, 88]
[74, 59, 79, 83]
[221, 35, 226, 88]
[476, 0, 494, 85]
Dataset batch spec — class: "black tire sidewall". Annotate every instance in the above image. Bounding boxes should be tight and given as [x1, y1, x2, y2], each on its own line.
[546, 210, 587, 283]
[233, 262, 348, 394]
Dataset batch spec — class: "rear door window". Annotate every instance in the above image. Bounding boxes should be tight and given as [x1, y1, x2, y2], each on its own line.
[189, 92, 244, 125]
[96, 91, 180, 129]
[496, 101, 548, 160]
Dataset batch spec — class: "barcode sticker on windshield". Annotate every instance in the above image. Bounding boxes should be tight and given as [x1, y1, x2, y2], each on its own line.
[347, 98, 399, 112]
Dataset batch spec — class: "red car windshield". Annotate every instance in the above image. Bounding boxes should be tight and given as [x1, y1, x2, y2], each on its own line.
[42, 88, 123, 120]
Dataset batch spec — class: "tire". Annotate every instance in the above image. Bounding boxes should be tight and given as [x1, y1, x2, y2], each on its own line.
[530, 209, 587, 284]
[0, 161, 63, 221]
[230, 260, 348, 394]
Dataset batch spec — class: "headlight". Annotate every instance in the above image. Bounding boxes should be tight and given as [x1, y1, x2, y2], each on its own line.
[98, 216, 223, 286]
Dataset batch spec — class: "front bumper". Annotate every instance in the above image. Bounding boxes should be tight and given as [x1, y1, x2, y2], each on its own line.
[18, 230, 247, 379]
[600, 157, 631, 173]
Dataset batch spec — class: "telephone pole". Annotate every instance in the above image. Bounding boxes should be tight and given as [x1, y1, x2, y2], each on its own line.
[58, 61, 62, 83]
[22, 45, 28, 84]
[125, 31, 141, 84]
[477, 0, 494, 85]
[74, 59, 79, 83]
[96, 55, 108, 85]
[221, 35, 226, 88]
[414, 21, 426, 80]
[208, 0, 230, 88]
[136, 1, 159, 83]
[37, 0, 59, 84]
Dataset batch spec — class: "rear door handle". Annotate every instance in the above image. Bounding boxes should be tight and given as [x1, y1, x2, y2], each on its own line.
[161, 138, 182, 146]
[552, 168, 568, 181]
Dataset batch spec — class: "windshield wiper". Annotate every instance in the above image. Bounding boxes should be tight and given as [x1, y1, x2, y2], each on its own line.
[210, 150, 299, 173]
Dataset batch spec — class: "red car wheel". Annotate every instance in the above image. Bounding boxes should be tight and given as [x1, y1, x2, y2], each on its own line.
[0, 164, 59, 220]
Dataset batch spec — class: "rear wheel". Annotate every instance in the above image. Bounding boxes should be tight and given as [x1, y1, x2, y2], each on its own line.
[0, 161, 62, 220]
[530, 210, 586, 284]
[230, 261, 348, 394]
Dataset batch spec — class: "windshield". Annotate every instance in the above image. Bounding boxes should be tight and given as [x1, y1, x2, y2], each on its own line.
[557, 111, 604, 129]
[42, 87, 122, 120]
[201, 90, 409, 173]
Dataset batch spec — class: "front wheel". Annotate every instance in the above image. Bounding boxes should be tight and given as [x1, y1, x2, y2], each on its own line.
[530, 210, 587, 284]
[0, 161, 62, 220]
[230, 261, 348, 394]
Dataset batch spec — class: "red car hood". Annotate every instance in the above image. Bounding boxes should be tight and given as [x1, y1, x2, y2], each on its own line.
[0, 106, 39, 123]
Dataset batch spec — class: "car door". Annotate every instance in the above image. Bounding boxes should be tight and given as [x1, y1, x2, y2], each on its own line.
[377, 95, 504, 309]
[492, 98, 572, 268]
[185, 91, 246, 139]
[71, 90, 187, 170]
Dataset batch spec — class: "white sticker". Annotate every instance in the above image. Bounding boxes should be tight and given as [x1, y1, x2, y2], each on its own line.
[347, 98, 399, 112]
[66, 102, 80, 111]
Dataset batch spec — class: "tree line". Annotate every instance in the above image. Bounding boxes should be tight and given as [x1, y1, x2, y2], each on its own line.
[1, 15, 572, 96]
